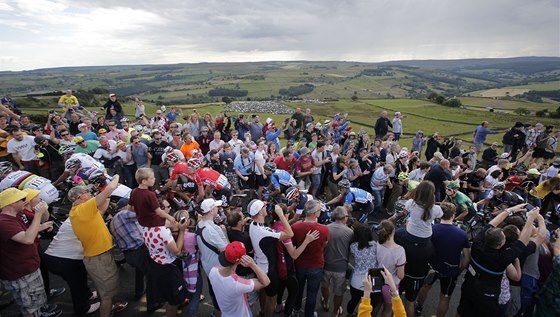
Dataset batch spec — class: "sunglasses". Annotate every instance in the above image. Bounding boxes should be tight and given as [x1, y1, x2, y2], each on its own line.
[108, 124, 115, 127]
[174, 134, 181, 136]
[78, 141, 85, 144]
[155, 138, 162, 141]
[133, 141, 139, 144]
[61, 133, 69, 136]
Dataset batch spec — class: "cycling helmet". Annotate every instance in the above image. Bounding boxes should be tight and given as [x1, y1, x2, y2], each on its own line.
[58, 144, 75, 156]
[285, 186, 300, 201]
[190, 149, 203, 159]
[182, 181, 198, 194]
[187, 157, 202, 169]
[337, 179, 351, 190]
[89, 170, 107, 186]
[65, 158, 82, 170]
[264, 162, 276, 172]
[165, 152, 179, 164]
[446, 180, 461, 190]
[491, 182, 506, 191]
[0, 161, 13, 175]
[397, 172, 409, 181]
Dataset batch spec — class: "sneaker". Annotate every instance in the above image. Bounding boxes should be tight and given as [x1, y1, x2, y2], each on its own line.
[49, 287, 66, 299]
[290, 308, 301, 317]
[89, 290, 98, 301]
[41, 304, 58, 313]
[111, 301, 128, 314]
[86, 302, 101, 314]
[41, 308, 62, 317]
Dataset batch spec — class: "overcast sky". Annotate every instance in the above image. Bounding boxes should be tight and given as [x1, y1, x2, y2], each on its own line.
[0, 0, 558, 71]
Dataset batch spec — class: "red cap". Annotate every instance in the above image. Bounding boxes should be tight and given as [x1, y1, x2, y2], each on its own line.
[219, 241, 246, 266]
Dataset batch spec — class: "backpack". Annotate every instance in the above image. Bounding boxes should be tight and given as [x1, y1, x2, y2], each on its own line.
[536, 132, 549, 149]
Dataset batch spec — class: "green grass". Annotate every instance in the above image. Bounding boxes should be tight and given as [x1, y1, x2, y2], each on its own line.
[459, 97, 556, 112]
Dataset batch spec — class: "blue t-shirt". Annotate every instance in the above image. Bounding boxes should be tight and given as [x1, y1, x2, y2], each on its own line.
[430, 223, 470, 277]
[77, 131, 98, 141]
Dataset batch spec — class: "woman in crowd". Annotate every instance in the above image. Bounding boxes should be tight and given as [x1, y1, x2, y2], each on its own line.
[347, 224, 379, 316]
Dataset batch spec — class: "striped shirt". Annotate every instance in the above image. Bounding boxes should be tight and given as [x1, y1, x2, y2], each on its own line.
[110, 210, 145, 251]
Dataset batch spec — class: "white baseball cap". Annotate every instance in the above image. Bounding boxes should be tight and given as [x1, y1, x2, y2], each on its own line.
[200, 198, 221, 214]
[248, 199, 267, 216]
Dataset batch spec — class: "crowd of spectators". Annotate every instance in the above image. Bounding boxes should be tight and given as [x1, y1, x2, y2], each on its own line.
[0, 91, 559, 317]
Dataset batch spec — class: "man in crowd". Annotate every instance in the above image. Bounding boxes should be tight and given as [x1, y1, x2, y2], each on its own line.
[68, 175, 127, 317]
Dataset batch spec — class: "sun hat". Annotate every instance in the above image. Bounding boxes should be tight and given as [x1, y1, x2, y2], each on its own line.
[0, 188, 27, 209]
[98, 128, 107, 134]
[200, 198, 221, 214]
[218, 241, 247, 267]
[299, 147, 310, 156]
[248, 199, 267, 217]
[73, 136, 85, 144]
[527, 168, 541, 175]
[22, 189, 40, 204]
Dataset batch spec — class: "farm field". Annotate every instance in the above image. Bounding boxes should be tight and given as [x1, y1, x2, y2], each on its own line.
[468, 80, 560, 97]
[459, 97, 557, 112]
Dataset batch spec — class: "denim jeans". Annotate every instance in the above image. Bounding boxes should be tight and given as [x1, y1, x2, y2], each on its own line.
[371, 188, 384, 213]
[294, 267, 324, 317]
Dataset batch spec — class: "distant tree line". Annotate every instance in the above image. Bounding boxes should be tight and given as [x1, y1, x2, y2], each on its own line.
[279, 84, 315, 96]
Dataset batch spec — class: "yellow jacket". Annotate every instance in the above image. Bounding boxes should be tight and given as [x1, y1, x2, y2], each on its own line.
[358, 297, 406, 317]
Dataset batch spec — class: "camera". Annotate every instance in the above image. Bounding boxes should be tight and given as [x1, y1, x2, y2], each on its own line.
[48, 110, 55, 114]
[180, 216, 186, 224]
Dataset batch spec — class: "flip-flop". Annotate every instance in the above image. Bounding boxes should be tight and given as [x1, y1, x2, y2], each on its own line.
[335, 306, 343, 317]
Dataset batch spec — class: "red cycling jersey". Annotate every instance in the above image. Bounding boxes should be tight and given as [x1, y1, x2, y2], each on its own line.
[170, 163, 229, 190]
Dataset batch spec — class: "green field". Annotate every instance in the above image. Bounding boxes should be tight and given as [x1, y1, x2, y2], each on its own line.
[459, 97, 556, 112]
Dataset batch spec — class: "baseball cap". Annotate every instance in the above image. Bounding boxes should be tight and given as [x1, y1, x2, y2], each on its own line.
[22, 188, 40, 204]
[0, 188, 27, 209]
[116, 198, 129, 210]
[74, 136, 85, 144]
[120, 117, 129, 122]
[248, 199, 267, 216]
[298, 147, 310, 156]
[527, 168, 541, 175]
[218, 241, 246, 267]
[324, 119, 331, 125]
[34, 136, 47, 145]
[200, 198, 221, 214]
[109, 93, 116, 98]
[98, 128, 107, 134]
[67, 185, 93, 203]
[78, 123, 87, 129]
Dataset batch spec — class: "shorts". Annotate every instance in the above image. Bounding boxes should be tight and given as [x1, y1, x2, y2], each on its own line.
[147, 259, 189, 306]
[505, 285, 521, 316]
[399, 276, 425, 302]
[255, 174, 267, 187]
[381, 283, 399, 304]
[321, 270, 347, 296]
[264, 270, 280, 297]
[543, 151, 555, 160]
[0, 269, 47, 315]
[457, 275, 501, 317]
[83, 251, 119, 301]
[425, 271, 458, 297]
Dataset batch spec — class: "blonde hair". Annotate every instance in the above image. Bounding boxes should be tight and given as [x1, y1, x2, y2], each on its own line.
[135, 168, 154, 184]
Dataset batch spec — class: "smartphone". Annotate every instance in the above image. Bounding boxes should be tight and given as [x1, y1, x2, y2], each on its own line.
[368, 268, 385, 292]
[180, 216, 186, 224]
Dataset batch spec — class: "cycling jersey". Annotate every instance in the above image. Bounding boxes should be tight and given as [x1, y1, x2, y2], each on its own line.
[0, 171, 58, 204]
[170, 163, 229, 190]
[295, 194, 313, 215]
[271, 169, 297, 190]
[67, 153, 105, 173]
[488, 190, 525, 209]
[344, 187, 373, 205]
[446, 191, 475, 214]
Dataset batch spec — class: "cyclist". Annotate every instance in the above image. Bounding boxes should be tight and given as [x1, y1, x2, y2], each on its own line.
[0, 161, 59, 204]
[284, 186, 315, 224]
[263, 162, 297, 196]
[477, 182, 527, 216]
[326, 179, 374, 223]
[443, 181, 476, 221]
[162, 157, 231, 207]
[53, 150, 105, 186]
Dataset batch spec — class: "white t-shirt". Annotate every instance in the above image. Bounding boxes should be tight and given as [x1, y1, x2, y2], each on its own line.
[228, 139, 244, 156]
[405, 199, 443, 238]
[142, 226, 176, 265]
[7, 135, 37, 161]
[254, 150, 265, 176]
[197, 220, 228, 274]
[93, 140, 117, 160]
[249, 222, 281, 273]
[311, 150, 323, 175]
[209, 139, 225, 153]
[45, 219, 84, 260]
[208, 267, 254, 317]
